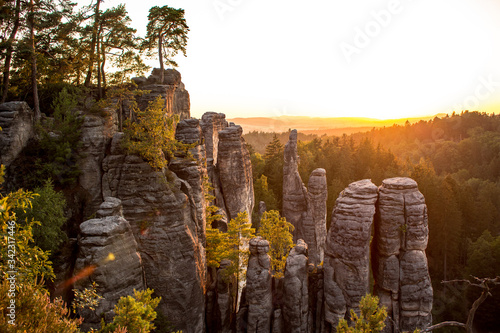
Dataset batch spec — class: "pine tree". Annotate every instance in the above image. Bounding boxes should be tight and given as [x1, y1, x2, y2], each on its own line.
[257, 210, 294, 278]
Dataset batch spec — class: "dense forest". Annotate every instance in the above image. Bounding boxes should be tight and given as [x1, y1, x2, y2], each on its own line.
[246, 111, 500, 331]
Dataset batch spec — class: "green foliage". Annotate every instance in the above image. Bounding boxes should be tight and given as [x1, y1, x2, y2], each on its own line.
[0, 279, 82, 332]
[122, 96, 182, 170]
[100, 288, 161, 333]
[257, 210, 294, 278]
[72, 281, 103, 313]
[206, 212, 255, 283]
[36, 87, 83, 186]
[15, 179, 67, 254]
[336, 294, 387, 333]
[0, 168, 54, 284]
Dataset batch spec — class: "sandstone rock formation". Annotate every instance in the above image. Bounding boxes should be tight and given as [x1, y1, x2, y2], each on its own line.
[169, 118, 208, 241]
[246, 237, 273, 333]
[282, 129, 308, 239]
[77, 110, 117, 217]
[217, 125, 254, 220]
[324, 179, 378, 330]
[372, 177, 433, 333]
[74, 198, 144, 331]
[304, 168, 328, 265]
[217, 259, 237, 333]
[0, 102, 33, 168]
[101, 133, 206, 333]
[133, 68, 190, 120]
[283, 239, 309, 333]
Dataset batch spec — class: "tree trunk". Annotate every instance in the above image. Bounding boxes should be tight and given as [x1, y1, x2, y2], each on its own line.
[119, 101, 123, 131]
[465, 289, 489, 333]
[97, 34, 102, 100]
[1, 0, 21, 103]
[84, 0, 101, 87]
[29, 0, 40, 121]
[158, 34, 164, 84]
[101, 43, 106, 96]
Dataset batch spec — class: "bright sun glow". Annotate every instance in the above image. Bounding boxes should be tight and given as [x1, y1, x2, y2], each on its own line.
[79, 0, 500, 120]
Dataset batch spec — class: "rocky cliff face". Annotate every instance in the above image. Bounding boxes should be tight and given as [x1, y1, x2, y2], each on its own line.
[74, 198, 144, 331]
[372, 177, 433, 333]
[102, 133, 206, 333]
[324, 179, 379, 330]
[0, 102, 33, 169]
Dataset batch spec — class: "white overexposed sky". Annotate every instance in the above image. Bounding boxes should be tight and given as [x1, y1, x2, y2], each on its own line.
[77, 0, 500, 119]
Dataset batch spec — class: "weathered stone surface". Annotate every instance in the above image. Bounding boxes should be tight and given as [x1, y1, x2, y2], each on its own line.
[217, 125, 254, 220]
[200, 112, 228, 213]
[134, 68, 190, 120]
[217, 259, 237, 333]
[74, 198, 144, 331]
[169, 118, 208, 242]
[304, 168, 328, 265]
[324, 179, 378, 329]
[96, 197, 123, 218]
[101, 134, 206, 333]
[308, 264, 325, 333]
[78, 111, 117, 217]
[283, 129, 308, 240]
[0, 102, 33, 168]
[246, 237, 273, 333]
[372, 177, 432, 333]
[283, 239, 309, 333]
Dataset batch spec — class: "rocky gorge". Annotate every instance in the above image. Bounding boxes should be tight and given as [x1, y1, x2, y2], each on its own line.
[0, 69, 433, 333]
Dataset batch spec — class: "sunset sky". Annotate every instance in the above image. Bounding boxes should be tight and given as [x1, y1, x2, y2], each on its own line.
[79, 0, 500, 120]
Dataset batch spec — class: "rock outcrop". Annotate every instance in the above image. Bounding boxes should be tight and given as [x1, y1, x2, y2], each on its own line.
[324, 179, 378, 330]
[0, 102, 33, 168]
[283, 239, 309, 333]
[217, 125, 254, 220]
[372, 177, 433, 333]
[77, 110, 117, 217]
[304, 168, 328, 265]
[74, 198, 144, 331]
[101, 133, 206, 333]
[133, 68, 190, 120]
[282, 129, 308, 240]
[245, 237, 273, 333]
[169, 118, 208, 241]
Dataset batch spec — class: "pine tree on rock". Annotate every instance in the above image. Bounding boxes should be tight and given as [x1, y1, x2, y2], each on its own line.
[141, 5, 189, 83]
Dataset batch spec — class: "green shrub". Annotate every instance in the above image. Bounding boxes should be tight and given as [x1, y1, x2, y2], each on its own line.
[15, 179, 67, 254]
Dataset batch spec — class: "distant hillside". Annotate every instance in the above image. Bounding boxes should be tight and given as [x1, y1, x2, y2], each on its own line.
[229, 114, 446, 135]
